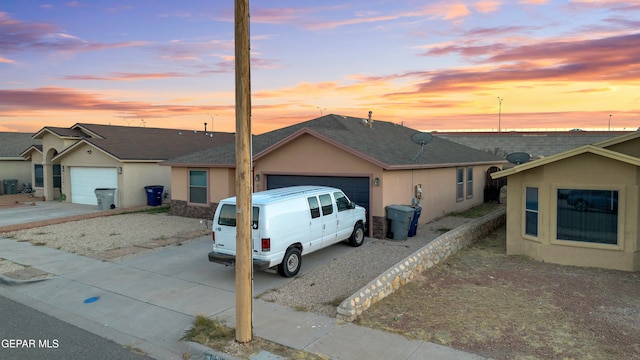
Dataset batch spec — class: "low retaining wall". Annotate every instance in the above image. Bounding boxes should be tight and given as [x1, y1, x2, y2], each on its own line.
[336, 208, 506, 322]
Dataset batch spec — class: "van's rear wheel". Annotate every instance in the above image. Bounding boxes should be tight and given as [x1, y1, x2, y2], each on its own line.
[278, 247, 301, 278]
[349, 223, 365, 247]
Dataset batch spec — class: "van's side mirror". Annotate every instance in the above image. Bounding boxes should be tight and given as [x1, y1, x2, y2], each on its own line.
[348, 201, 356, 209]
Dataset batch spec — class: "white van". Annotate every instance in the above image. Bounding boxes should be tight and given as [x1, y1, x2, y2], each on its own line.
[208, 186, 367, 277]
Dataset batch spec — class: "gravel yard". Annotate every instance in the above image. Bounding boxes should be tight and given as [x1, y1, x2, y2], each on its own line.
[258, 216, 473, 317]
[4, 212, 208, 256]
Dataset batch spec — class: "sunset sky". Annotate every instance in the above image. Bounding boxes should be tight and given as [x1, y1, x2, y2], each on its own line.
[1, 1, 639, 134]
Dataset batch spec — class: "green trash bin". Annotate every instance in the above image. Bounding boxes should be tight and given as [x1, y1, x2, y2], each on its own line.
[3, 179, 18, 195]
[95, 188, 116, 210]
[386, 205, 416, 240]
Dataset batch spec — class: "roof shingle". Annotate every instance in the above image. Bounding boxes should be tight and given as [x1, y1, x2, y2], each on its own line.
[165, 114, 504, 169]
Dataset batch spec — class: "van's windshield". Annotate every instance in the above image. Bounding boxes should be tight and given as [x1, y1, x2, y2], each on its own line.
[218, 204, 260, 228]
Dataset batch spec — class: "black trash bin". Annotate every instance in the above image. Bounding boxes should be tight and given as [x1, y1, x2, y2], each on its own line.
[408, 206, 422, 237]
[144, 185, 164, 206]
[386, 205, 415, 240]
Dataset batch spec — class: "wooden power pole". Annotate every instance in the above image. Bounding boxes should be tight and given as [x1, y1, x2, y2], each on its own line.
[234, 0, 252, 343]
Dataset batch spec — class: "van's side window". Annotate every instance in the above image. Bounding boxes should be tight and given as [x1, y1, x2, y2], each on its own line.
[319, 194, 334, 216]
[334, 192, 350, 212]
[307, 197, 320, 219]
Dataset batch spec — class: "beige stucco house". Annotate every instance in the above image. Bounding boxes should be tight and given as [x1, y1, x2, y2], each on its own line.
[21, 124, 234, 208]
[0, 132, 40, 194]
[163, 114, 505, 238]
[491, 131, 640, 271]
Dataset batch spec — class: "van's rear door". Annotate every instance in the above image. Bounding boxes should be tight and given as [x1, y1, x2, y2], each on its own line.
[214, 203, 259, 254]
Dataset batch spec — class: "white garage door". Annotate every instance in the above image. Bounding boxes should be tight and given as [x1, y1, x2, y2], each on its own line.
[70, 167, 118, 205]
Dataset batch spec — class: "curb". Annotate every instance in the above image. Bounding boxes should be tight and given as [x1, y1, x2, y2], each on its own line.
[0, 273, 52, 286]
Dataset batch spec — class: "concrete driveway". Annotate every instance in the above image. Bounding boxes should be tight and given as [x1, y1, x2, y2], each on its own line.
[0, 200, 102, 228]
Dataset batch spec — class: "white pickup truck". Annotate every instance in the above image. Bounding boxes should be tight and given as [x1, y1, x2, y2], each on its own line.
[208, 186, 367, 277]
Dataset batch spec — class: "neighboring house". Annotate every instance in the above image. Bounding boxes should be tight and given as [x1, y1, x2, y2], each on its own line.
[0, 132, 41, 194]
[21, 124, 234, 208]
[435, 130, 633, 159]
[491, 131, 640, 271]
[163, 114, 505, 238]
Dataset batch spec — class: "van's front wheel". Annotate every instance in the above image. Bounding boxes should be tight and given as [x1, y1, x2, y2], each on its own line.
[349, 223, 365, 247]
[278, 247, 302, 278]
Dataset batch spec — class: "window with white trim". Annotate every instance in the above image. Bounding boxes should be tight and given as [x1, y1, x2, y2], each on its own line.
[525, 187, 538, 237]
[189, 170, 207, 204]
[456, 168, 464, 201]
[557, 189, 618, 244]
[466, 167, 473, 199]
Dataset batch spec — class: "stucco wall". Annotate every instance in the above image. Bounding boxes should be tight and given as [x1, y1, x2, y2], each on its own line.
[505, 152, 639, 271]
[0, 161, 31, 194]
[169, 166, 235, 220]
[254, 134, 379, 192]
[121, 163, 171, 208]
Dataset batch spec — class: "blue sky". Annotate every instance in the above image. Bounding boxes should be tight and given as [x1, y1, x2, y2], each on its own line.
[1, 1, 639, 133]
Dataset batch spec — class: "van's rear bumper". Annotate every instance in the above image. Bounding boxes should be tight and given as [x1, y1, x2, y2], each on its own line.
[208, 251, 271, 271]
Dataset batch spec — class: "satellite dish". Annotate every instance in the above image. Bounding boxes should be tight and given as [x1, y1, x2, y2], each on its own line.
[410, 132, 433, 162]
[506, 152, 531, 165]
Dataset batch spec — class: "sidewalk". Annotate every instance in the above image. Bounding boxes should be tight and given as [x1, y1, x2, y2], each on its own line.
[0, 227, 488, 360]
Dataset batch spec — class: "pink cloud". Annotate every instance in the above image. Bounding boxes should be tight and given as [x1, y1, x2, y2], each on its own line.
[61, 72, 187, 81]
[474, 1, 503, 13]
[0, 87, 234, 119]
[0, 12, 147, 55]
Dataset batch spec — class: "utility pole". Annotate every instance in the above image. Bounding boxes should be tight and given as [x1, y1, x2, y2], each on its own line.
[497, 97, 503, 132]
[234, 0, 252, 343]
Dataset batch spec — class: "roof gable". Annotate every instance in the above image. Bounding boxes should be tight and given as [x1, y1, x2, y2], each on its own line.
[492, 144, 640, 179]
[593, 130, 640, 148]
[165, 114, 504, 169]
[32, 123, 235, 162]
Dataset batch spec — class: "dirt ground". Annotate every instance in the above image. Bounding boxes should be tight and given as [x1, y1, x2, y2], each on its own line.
[356, 225, 640, 360]
[0, 193, 40, 208]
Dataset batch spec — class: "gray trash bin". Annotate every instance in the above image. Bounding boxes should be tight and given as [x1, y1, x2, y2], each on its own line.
[386, 205, 416, 240]
[94, 188, 116, 210]
[3, 179, 18, 195]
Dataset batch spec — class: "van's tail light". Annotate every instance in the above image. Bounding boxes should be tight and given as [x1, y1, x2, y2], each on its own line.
[261, 238, 271, 252]
[212, 232, 215, 244]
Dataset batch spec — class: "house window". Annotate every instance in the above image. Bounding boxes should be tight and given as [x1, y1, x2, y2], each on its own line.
[34, 164, 43, 187]
[456, 168, 464, 201]
[557, 189, 618, 244]
[525, 187, 538, 237]
[466, 167, 473, 199]
[53, 164, 61, 188]
[189, 170, 207, 204]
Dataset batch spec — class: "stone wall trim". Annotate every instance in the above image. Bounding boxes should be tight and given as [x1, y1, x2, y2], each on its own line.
[336, 208, 506, 322]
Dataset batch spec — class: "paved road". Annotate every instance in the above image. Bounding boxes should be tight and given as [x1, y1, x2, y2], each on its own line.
[0, 294, 155, 360]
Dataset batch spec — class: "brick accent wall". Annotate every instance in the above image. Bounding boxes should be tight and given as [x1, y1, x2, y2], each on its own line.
[371, 216, 387, 239]
[169, 200, 218, 220]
